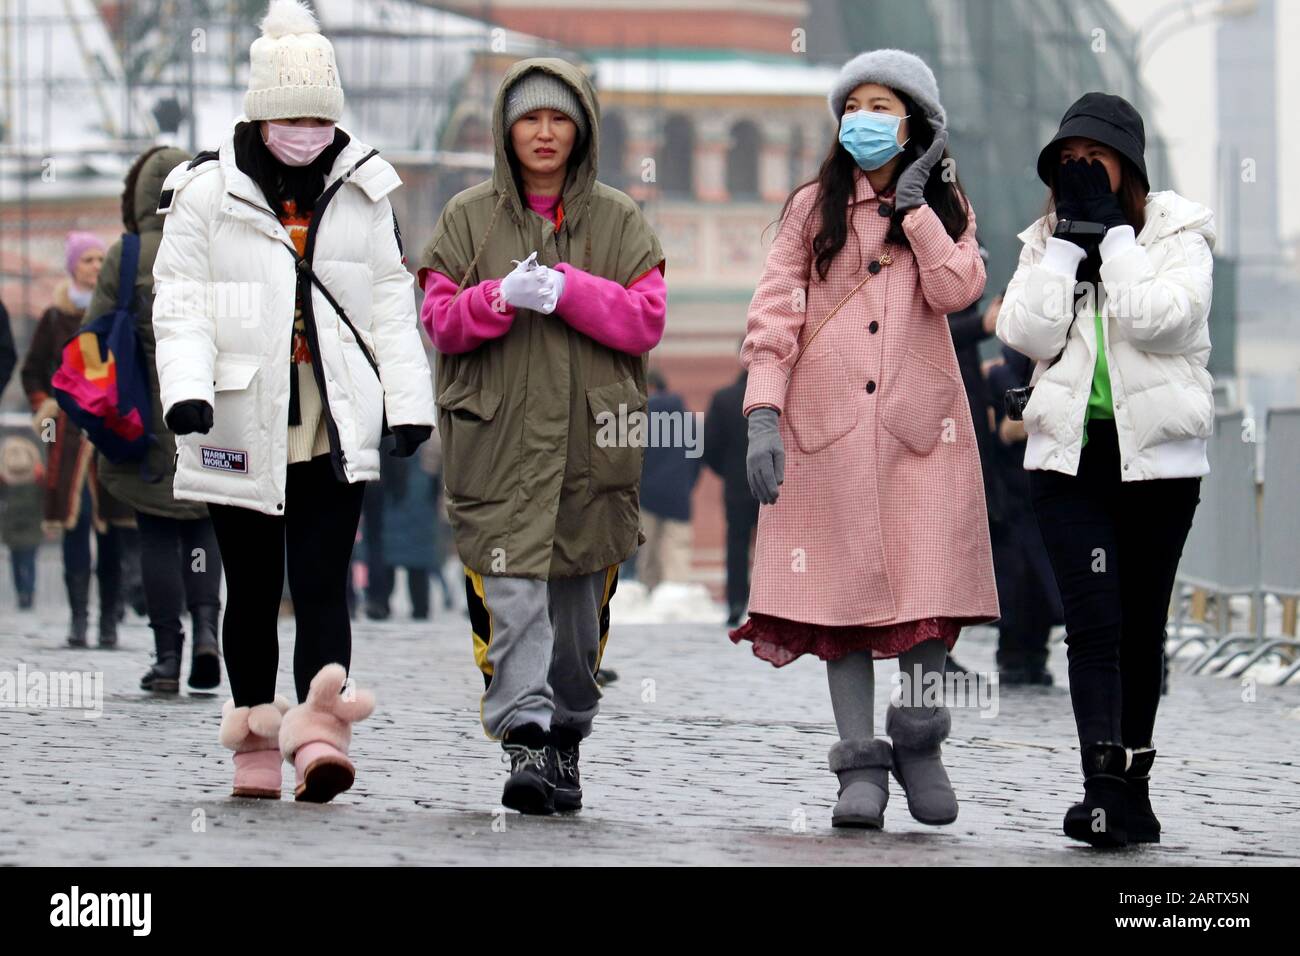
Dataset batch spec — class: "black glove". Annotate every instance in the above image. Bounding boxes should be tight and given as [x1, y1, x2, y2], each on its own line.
[1077, 160, 1128, 231]
[389, 424, 432, 458]
[165, 400, 213, 436]
[1053, 159, 1091, 226]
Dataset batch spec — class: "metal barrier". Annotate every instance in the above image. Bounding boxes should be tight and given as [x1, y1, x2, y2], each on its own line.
[1172, 408, 1300, 683]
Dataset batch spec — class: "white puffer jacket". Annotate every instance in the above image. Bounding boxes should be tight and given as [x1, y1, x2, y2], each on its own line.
[997, 190, 1215, 481]
[152, 126, 435, 515]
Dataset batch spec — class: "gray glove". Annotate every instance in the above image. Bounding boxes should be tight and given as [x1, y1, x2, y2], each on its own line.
[894, 122, 948, 213]
[746, 407, 785, 505]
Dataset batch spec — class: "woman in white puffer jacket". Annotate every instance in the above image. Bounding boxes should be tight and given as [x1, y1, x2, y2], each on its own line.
[997, 93, 1212, 850]
[152, 1, 435, 804]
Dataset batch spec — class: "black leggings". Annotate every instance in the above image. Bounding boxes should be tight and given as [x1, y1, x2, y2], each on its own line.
[1029, 419, 1200, 748]
[209, 455, 365, 706]
[135, 512, 222, 641]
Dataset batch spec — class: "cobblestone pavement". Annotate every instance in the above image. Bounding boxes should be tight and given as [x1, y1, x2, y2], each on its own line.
[2, 601, 1298, 866]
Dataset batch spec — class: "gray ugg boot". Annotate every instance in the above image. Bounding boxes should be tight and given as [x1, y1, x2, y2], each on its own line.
[886, 704, 958, 825]
[828, 738, 892, 828]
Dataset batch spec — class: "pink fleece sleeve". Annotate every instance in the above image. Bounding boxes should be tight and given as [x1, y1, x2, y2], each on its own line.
[552, 263, 666, 355]
[419, 270, 516, 355]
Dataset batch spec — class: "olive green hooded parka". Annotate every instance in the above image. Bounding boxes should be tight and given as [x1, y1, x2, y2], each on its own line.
[421, 57, 665, 580]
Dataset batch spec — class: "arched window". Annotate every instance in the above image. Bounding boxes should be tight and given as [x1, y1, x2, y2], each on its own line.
[787, 124, 806, 191]
[660, 114, 695, 198]
[602, 111, 627, 189]
[726, 120, 761, 199]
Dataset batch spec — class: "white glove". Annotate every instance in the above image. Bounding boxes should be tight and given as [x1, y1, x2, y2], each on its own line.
[499, 252, 563, 314]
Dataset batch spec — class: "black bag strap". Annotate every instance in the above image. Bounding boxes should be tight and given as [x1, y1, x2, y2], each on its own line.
[278, 149, 384, 379]
[115, 232, 141, 314]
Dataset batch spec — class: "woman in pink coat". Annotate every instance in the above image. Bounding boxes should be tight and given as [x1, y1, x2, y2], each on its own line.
[732, 49, 998, 829]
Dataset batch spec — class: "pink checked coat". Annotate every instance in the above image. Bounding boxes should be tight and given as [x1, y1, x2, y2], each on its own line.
[741, 170, 999, 629]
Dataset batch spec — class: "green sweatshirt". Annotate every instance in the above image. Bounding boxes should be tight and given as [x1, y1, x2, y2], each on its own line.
[1081, 308, 1113, 448]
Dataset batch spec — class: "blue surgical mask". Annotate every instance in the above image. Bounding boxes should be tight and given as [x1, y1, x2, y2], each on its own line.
[838, 110, 910, 171]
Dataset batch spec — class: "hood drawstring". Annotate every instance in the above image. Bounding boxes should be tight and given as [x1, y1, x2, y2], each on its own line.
[451, 193, 509, 304]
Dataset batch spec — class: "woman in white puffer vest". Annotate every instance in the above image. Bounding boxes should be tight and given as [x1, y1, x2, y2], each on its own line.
[998, 93, 1212, 849]
[152, 0, 434, 804]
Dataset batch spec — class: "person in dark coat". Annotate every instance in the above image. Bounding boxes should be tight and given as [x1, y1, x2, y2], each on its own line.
[85, 146, 225, 692]
[0, 298, 16, 398]
[946, 245, 1002, 525]
[637, 370, 700, 591]
[20, 231, 132, 648]
[987, 340, 1063, 685]
[0, 435, 44, 608]
[364, 431, 442, 620]
[703, 358, 758, 627]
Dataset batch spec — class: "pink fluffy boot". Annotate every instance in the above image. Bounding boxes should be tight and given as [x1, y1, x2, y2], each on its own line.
[279, 664, 375, 804]
[219, 697, 291, 799]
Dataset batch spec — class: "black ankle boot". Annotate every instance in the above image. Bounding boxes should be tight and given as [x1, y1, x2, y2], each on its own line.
[65, 570, 91, 647]
[188, 604, 221, 690]
[550, 726, 583, 812]
[1063, 742, 1130, 848]
[140, 627, 182, 693]
[501, 724, 556, 815]
[1125, 747, 1160, 843]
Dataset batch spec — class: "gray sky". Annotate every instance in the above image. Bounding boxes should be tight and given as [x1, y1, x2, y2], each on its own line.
[1115, 0, 1296, 239]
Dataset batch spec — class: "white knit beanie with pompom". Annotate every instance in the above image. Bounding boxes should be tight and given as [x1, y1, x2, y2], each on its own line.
[244, 0, 343, 122]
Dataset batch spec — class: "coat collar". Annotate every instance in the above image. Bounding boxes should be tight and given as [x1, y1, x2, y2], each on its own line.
[216, 122, 399, 241]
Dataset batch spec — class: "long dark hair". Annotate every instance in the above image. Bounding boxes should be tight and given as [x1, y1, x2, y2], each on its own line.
[121, 145, 168, 233]
[1044, 151, 1147, 286]
[232, 121, 350, 215]
[775, 89, 970, 281]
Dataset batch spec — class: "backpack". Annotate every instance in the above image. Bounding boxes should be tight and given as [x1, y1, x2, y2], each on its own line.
[52, 233, 153, 465]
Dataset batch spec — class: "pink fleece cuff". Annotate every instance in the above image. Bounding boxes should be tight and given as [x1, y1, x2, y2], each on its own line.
[420, 270, 515, 354]
[552, 263, 667, 354]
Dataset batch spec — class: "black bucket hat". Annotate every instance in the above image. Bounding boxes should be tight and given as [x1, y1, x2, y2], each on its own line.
[1036, 92, 1149, 193]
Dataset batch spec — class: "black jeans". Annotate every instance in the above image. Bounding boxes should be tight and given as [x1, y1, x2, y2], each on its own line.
[1029, 420, 1200, 748]
[724, 496, 758, 615]
[135, 512, 222, 643]
[209, 455, 365, 706]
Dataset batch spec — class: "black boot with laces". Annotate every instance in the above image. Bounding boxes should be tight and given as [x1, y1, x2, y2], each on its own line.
[551, 726, 583, 812]
[501, 724, 556, 815]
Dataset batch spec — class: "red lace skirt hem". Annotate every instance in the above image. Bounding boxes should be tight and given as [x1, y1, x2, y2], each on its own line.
[729, 612, 961, 668]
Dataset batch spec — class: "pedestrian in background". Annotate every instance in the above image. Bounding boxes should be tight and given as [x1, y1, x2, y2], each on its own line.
[0, 434, 44, 609]
[637, 369, 700, 592]
[420, 56, 666, 815]
[736, 49, 997, 830]
[998, 92, 1213, 847]
[702, 343, 758, 627]
[85, 145, 225, 694]
[0, 297, 16, 398]
[20, 230, 132, 648]
[986, 338, 1061, 685]
[152, 0, 434, 803]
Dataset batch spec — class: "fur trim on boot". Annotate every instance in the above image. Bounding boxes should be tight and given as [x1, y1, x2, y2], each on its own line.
[829, 738, 892, 829]
[886, 704, 958, 825]
[219, 696, 290, 799]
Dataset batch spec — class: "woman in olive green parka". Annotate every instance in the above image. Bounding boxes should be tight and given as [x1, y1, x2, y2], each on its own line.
[419, 57, 667, 814]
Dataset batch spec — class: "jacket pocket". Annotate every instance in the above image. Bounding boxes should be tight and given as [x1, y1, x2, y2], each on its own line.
[338, 326, 384, 452]
[785, 346, 859, 455]
[436, 377, 505, 501]
[880, 347, 961, 457]
[205, 354, 261, 473]
[586, 376, 646, 493]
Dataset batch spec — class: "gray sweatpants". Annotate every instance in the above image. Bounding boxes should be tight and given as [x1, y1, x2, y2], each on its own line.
[467, 565, 617, 741]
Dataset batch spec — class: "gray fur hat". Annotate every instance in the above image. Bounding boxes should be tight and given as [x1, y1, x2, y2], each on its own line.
[827, 49, 946, 129]
[504, 70, 588, 143]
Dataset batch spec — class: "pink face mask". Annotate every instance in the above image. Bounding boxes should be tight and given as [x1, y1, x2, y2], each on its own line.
[262, 122, 336, 167]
